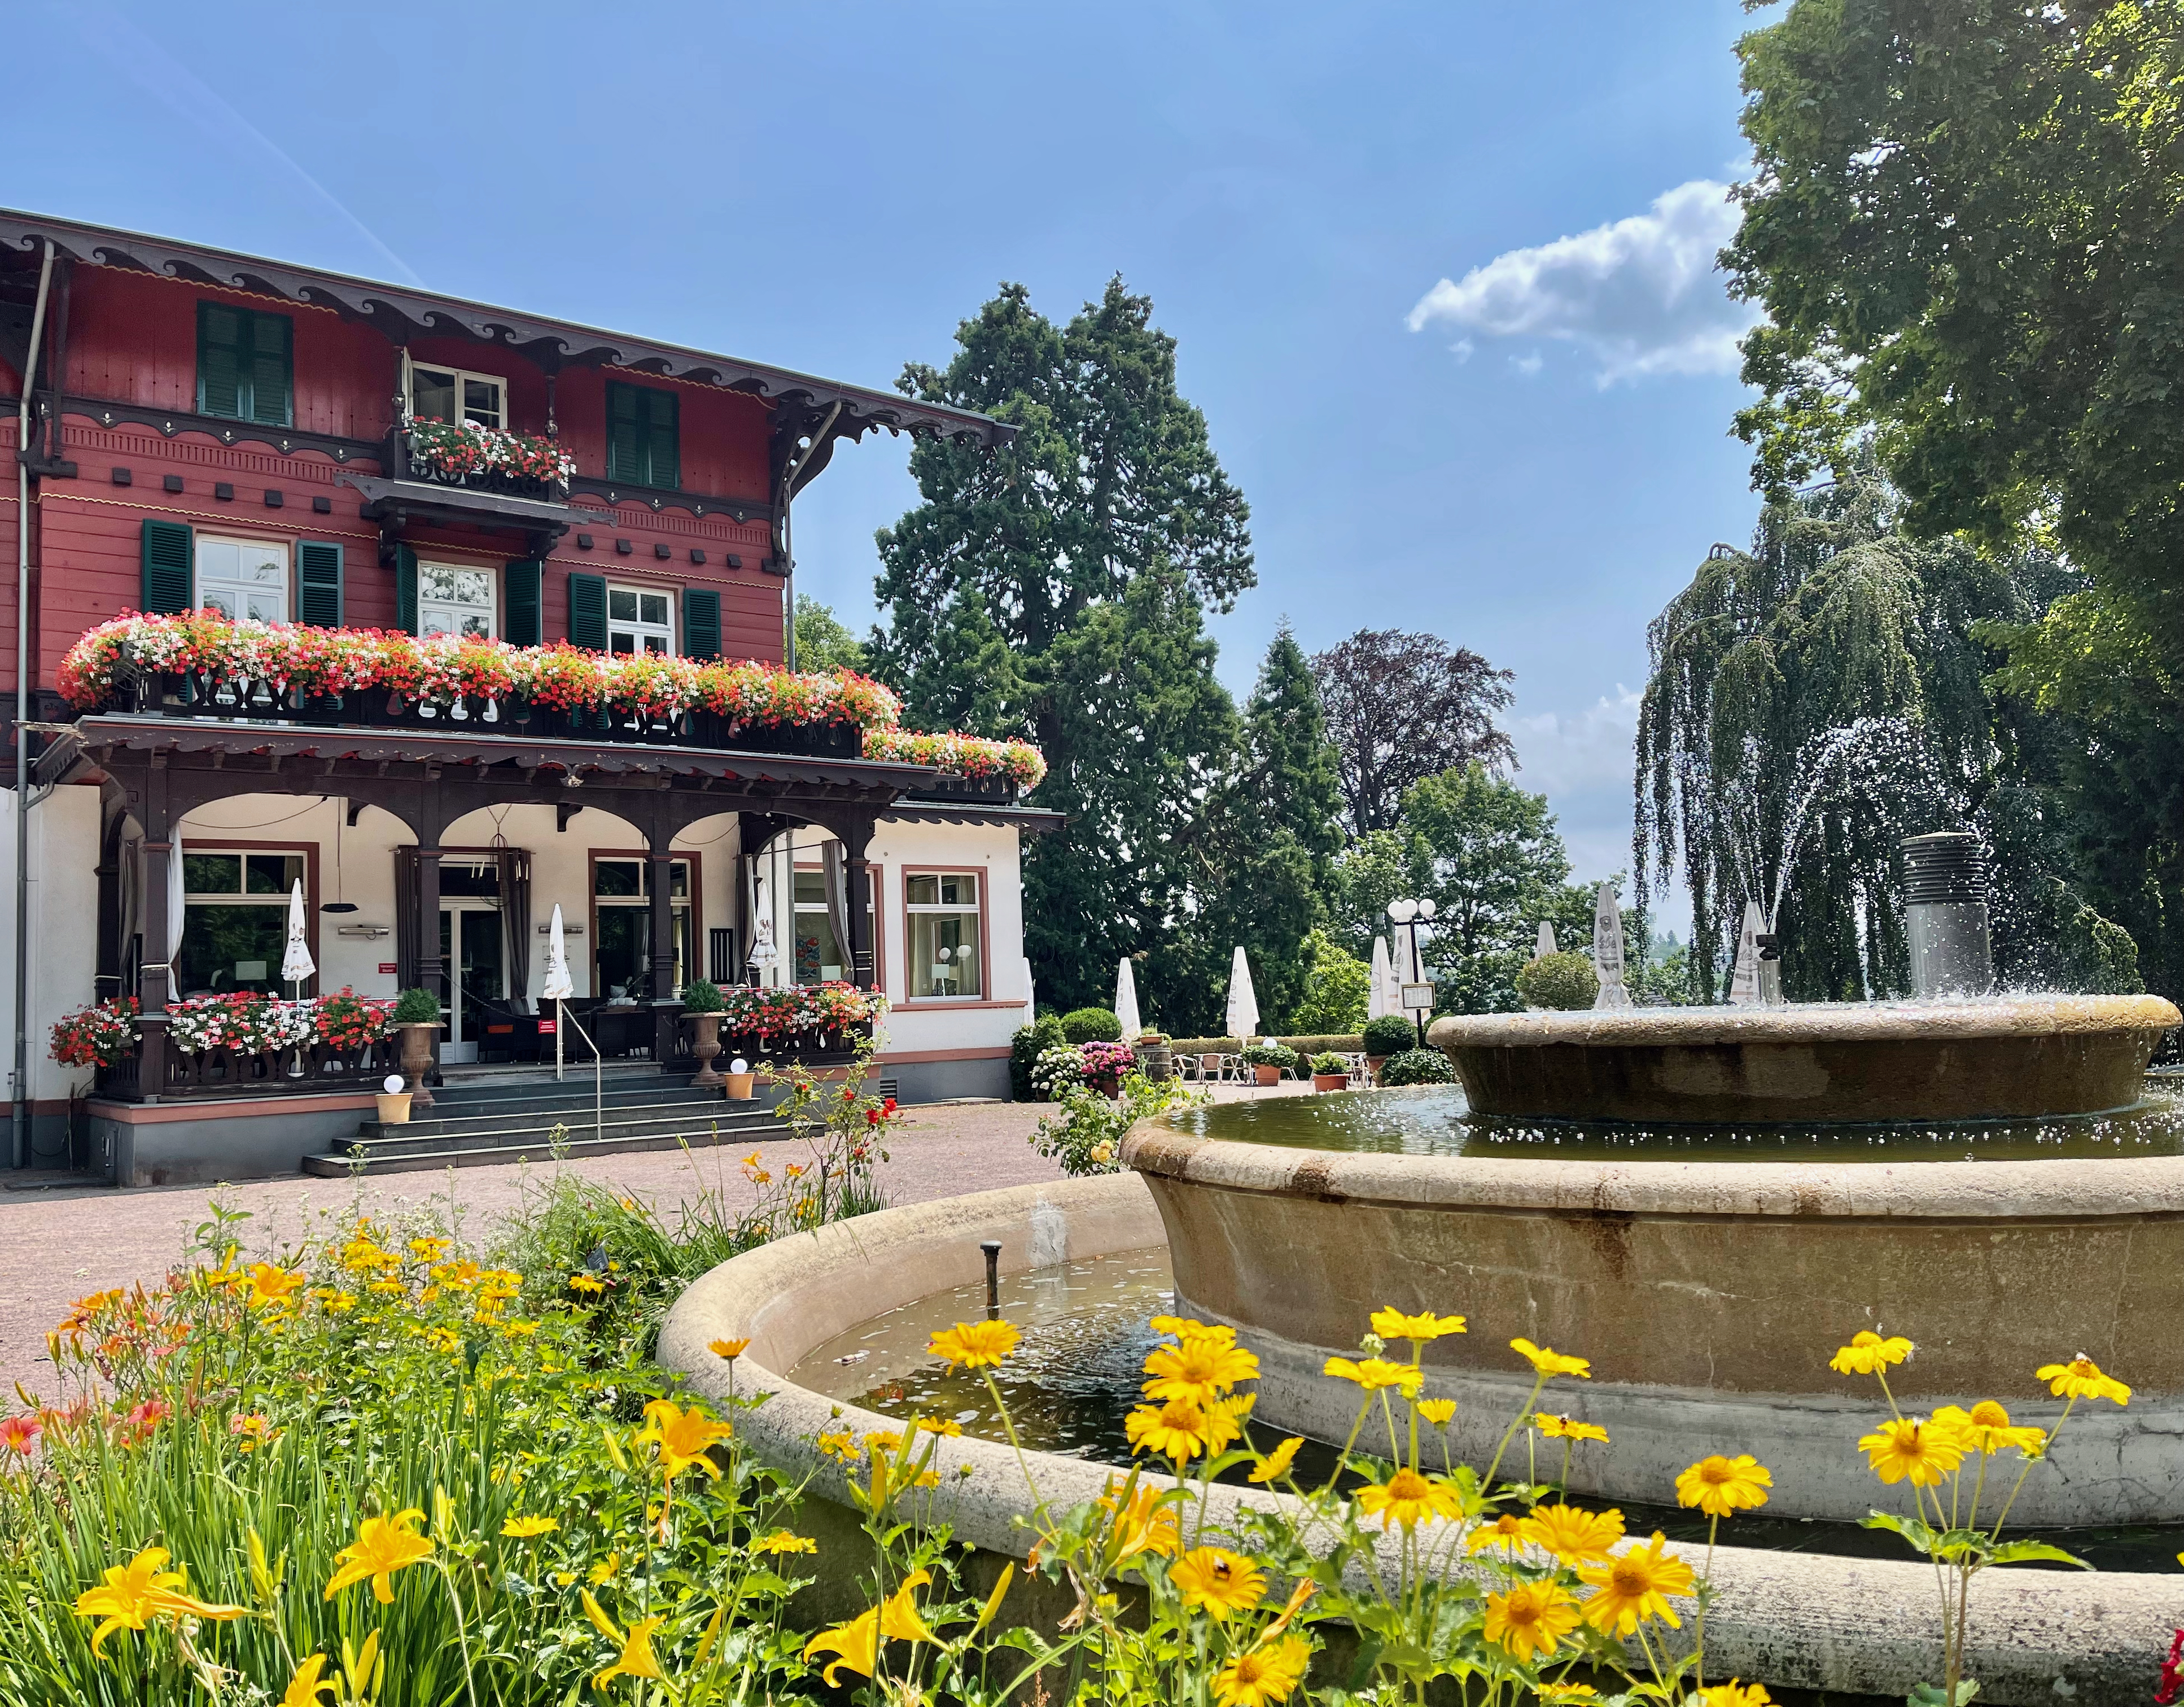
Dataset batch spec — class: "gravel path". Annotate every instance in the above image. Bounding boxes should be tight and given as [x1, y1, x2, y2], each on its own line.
[0, 1098, 1067, 1404]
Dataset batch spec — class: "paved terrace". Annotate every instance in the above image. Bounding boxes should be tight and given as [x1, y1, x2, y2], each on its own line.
[0, 1083, 1312, 1401]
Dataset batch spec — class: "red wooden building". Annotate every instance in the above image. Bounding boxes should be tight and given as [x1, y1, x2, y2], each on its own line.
[0, 209, 1052, 1181]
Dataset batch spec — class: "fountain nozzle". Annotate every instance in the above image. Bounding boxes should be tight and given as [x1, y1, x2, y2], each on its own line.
[979, 1240, 1003, 1318]
[1901, 831, 1994, 999]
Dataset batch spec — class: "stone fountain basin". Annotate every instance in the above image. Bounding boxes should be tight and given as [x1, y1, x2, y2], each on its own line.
[660, 1172, 2176, 1705]
[1428, 993, 2179, 1124]
[1119, 1120, 2184, 1527]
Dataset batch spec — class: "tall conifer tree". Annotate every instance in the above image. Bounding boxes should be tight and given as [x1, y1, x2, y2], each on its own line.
[871, 280, 1253, 1014]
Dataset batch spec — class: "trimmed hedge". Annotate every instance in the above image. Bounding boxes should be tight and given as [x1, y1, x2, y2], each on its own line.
[1380, 1047, 1459, 1087]
[1061, 1006, 1123, 1044]
[1360, 1015, 1420, 1058]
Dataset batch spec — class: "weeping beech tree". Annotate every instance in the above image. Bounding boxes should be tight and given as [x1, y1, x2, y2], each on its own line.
[1633, 468, 2126, 1002]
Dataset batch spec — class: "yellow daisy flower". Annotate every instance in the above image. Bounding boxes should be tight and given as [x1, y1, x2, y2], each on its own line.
[1323, 1355, 1424, 1396]
[1674, 1454, 1773, 1517]
[1355, 1467, 1464, 1531]
[1483, 1579, 1580, 1663]
[1168, 1547, 1266, 1618]
[1829, 1330, 1912, 1376]
[2036, 1354, 2132, 1406]
[1534, 1411, 1608, 1444]
[1511, 1337, 1590, 1378]
[1858, 1416, 1965, 1486]
[1577, 1533, 1694, 1635]
[1211, 1631, 1311, 1707]
[1249, 1435, 1305, 1484]
[1368, 1306, 1467, 1343]
[927, 1319, 1021, 1369]
[1520, 1502, 1626, 1564]
[1933, 1402, 2047, 1457]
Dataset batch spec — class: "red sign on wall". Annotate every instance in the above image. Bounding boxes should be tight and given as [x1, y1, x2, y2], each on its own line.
[537, 1021, 557, 1035]
[378, 963, 397, 975]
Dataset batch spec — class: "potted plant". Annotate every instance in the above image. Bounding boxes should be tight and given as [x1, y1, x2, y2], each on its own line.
[1239, 1041, 1299, 1087]
[680, 978, 727, 1086]
[721, 1054, 756, 1102]
[1309, 1051, 1350, 1092]
[1079, 1039, 1137, 1097]
[1132, 1030, 1172, 1083]
[389, 986, 442, 1108]
[1361, 1016, 1417, 1083]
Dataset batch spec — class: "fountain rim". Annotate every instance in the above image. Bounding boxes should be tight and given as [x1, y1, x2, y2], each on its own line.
[1425, 991, 2179, 1051]
[656, 1171, 2179, 1703]
[1120, 1117, 2184, 1218]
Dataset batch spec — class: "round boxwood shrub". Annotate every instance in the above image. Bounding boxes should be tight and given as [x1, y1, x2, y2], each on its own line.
[1239, 1041, 1299, 1071]
[1379, 1047, 1458, 1087]
[1061, 1006, 1123, 1044]
[1360, 1015, 1418, 1058]
[679, 978, 725, 1014]
[1309, 1051, 1349, 1075]
[1516, 951, 1600, 1010]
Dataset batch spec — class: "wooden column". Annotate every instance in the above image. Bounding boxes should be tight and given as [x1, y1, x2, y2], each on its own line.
[648, 826, 680, 1066]
[410, 776, 445, 1083]
[135, 766, 173, 1103]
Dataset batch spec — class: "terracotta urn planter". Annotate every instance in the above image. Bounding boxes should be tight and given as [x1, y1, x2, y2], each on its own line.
[1311, 1071, 1348, 1093]
[1252, 1064, 1281, 1087]
[1091, 1072, 1122, 1098]
[375, 1089, 413, 1124]
[722, 1070, 756, 1101]
[686, 1012, 724, 1087]
[396, 1022, 437, 1109]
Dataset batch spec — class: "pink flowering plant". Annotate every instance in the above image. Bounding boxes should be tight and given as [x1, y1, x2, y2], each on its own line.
[403, 414, 576, 487]
[311, 987, 393, 1052]
[715, 982, 885, 1044]
[166, 993, 316, 1056]
[48, 999, 140, 1068]
[1078, 1039, 1137, 1078]
[862, 727, 1047, 787]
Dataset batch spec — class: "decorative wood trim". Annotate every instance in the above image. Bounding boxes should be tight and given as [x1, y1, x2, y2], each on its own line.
[0, 212, 1014, 451]
[52, 396, 379, 465]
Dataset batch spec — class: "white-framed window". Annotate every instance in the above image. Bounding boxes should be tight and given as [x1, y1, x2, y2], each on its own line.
[195, 535, 288, 624]
[418, 562, 496, 640]
[607, 584, 675, 656]
[905, 872, 981, 999]
[406, 360, 506, 429]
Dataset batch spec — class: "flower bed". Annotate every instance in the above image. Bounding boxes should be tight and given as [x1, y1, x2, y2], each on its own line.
[167, 993, 317, 1055]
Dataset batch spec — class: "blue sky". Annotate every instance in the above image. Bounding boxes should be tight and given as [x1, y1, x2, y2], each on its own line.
[12, 0, 1769, 923]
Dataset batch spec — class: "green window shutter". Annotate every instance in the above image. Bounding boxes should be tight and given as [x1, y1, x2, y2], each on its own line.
[645, 386, 679, 489]
[247, 310, 293, 427]
[504, 558, 543, 646]
[567, 571, 607, 651]
[606, 382, 678, 488]
[395, 544, 419, 635]
[139, 519, 194, 615]
[682, 587, 721, 661]
[297, 540, 343, 627]
[606, 383, 642, 483]
[197, 305, 244, 419]
[196, 303, 293, 424]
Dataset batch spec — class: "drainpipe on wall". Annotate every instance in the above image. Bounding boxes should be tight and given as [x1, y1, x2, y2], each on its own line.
[12, 238, 55, 1170]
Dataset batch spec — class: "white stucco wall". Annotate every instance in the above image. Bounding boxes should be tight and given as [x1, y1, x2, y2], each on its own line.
[14, 786, 1028, 1109]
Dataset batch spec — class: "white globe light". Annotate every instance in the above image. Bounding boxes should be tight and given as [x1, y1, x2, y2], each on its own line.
[1388, 899, 1417, 923]
[729, 1057, 749, 1075]
[382, 1074, 406, 1095]
[1416, 898, 1438, 920]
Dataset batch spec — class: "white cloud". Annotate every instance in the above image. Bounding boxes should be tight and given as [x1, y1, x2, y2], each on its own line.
[1510, 352, 1543, 377]
[1407, 180, 1759, 386]
[1447, 338, 1474, 364]
[1513, 685, 1641, 802]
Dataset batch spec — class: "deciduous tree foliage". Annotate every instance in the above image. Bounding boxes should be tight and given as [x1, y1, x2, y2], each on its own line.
[1728, 1, 2184, 662]
[1311, 629, 1516, 835]
[1406, 761, 1575, 1015]
[870, 279, 1251, 1014]
[1635, 467, 2137, 1001]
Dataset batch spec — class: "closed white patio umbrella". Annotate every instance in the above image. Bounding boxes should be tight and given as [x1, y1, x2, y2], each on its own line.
[541, 903, 575, 1077]
[1224, 946, 1260, 1043]
[1367, 935, 1394, 1020]
[747, 876, 778, 974]
[1114, 958, 1142, 1042]
[1536, 920, 1557, 959]
[167, 839, 186, 973]
[282, 878, 316, 990]
[1727, 899, 1764, 1006]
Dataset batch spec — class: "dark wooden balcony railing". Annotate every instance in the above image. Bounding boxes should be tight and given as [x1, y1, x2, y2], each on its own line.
[97, 1036, 403, 1101]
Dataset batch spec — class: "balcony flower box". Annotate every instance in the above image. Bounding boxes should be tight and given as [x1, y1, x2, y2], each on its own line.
[400, 417, 575, 500]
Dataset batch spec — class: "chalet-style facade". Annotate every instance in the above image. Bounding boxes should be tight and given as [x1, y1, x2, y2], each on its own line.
[0, 209, 1054, 1182]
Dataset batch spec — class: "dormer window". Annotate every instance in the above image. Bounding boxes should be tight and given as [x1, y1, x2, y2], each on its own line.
[406, 360, 506, 429]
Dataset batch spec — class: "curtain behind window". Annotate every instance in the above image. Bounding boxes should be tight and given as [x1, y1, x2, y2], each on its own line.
[822, 842, 850, 986]
[394, 848, 420, 991]
[498, 849, 532, 1008]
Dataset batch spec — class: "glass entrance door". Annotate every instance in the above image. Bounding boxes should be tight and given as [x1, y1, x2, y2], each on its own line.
[437, 905, 505, 1063]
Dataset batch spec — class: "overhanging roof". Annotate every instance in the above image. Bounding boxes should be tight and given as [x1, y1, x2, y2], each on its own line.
[0, 208, 1012, 459]
[881, 800, 1065, 833]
